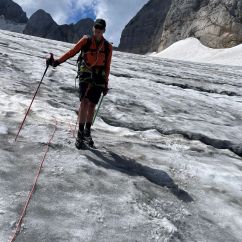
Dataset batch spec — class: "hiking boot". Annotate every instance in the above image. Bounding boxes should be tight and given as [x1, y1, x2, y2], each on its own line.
[84, 129, 94, 147]
[75, 130, 85, 150]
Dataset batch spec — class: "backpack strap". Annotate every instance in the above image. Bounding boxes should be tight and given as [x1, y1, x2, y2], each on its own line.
[76, 35, 92, 64]
[82, 35, 92, 54]
[77, 37, 111, 69]
[103, 39, 111, 67]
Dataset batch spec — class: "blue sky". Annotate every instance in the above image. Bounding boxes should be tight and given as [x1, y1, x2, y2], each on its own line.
[67, 6, 96, 24]
[14, 0, 149, 46]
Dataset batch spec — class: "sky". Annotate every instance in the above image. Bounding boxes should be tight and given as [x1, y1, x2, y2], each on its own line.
[14, 0, 149, 46]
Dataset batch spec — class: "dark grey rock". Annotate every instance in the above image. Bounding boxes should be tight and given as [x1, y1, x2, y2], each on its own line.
[119, 0, 242, 54]
[119, 0, 172, 54]
[23, 9, 94, 43]
[160, 0, 242, 50]
[23, 9, 59, 39]
[0, 0, 28, 23]
[73, 18, 95, 42]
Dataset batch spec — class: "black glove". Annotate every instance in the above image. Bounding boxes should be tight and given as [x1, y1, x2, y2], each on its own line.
[103, 82, 109, 96]
[52, 60, 60, 67]
[46, 53, 60, 67]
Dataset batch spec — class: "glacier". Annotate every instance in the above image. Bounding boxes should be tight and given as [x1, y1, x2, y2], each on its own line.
[0, 30, 242, 242]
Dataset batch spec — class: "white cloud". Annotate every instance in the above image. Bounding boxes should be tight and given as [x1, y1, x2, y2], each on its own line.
[14, 0, 148, 45]
[14, 0, 90, 24]
[95, 0, 148, 45]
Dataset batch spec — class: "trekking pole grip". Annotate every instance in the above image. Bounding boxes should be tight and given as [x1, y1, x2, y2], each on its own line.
[46, 53, 54, 67]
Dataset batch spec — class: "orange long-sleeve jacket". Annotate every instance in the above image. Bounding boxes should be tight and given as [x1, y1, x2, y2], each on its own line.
[58, 35, 113, 83]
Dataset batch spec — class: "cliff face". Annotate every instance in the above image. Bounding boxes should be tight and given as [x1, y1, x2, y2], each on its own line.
[119, 0, 242, 54]
[119, 0, 172, 54]
[23, 9, 94, 43]
[0, 0, 28, 23]
[160, 0, 242, 51]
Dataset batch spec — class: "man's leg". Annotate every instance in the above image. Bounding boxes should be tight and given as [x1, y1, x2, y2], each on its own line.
[85, 102, 96, 132]
[75, 98, 89, 149]
[84, 85, 102, 133]
[78, 98, 89, 132]
[80, 86, 102, 148]
[80, 101, 96, 147]
[77, 81, 90, 140]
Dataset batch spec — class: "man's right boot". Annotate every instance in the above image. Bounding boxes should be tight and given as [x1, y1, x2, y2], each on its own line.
[75, 130, 85, 150]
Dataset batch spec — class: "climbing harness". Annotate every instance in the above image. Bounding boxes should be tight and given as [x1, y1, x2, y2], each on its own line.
[76, 36, 110, 89]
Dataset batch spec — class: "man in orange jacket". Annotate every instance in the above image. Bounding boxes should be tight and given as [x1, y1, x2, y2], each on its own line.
[47, 19, 113, 149]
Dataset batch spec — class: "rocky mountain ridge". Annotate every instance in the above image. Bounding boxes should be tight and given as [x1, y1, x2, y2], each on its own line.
[0, 0, 28, 23]
[0, 0, 93, 43]
[23, 9, 94, 43]
[119, 0, 242, 54]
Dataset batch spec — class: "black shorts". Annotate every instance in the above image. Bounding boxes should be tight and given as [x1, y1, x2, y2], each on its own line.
[79, 81, 103, 104]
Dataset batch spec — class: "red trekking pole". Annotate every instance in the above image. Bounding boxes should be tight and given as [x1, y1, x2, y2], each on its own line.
[15, 53, 54, 142]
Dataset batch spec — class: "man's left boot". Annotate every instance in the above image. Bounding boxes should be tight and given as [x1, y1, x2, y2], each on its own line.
[84, 129, 94, 147]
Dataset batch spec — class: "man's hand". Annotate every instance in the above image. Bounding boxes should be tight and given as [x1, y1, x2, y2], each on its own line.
[46, 53, 60, 67]
[103, 82, 109, 96]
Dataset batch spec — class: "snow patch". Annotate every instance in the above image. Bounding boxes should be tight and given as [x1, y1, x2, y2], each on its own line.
[140, 129, 163, 140]
[160, 217, 178, 234]
[0, 123, 8, 134]
[151, 37, 242, 67]
[0, 210, 5, 215]
[0, 16, 26, 33]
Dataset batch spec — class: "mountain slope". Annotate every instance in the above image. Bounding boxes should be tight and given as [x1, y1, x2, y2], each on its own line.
[23, 9, 94, 43]
[119, 0, 172, 54]
[0, 0, 27, 33]
[0, 0, 28, 23]
[119, 0, 242, 54]
[0, 1, 94, 43]
[0, 30, 242, 241]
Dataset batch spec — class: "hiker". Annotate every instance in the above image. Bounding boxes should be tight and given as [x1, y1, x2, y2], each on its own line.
[46, 19, 113, 149]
